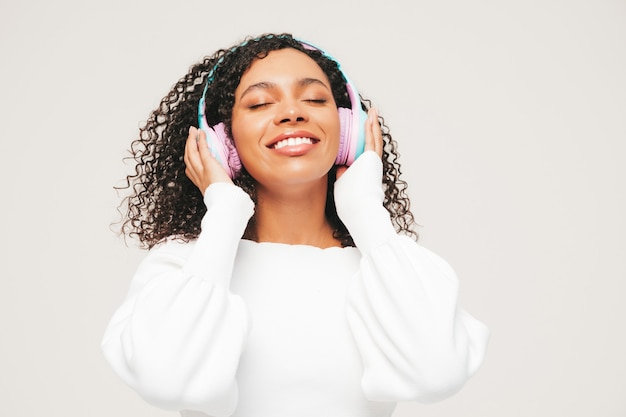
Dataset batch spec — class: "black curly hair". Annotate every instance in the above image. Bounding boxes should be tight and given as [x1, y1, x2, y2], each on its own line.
[117, 33, 417, 249]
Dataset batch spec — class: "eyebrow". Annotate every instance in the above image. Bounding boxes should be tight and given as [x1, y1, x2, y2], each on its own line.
[238, 77, 330, 100]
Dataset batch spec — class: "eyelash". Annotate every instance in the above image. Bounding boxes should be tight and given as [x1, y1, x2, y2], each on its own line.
[248, 99, 327, 110]
[248, 103, 270, 110]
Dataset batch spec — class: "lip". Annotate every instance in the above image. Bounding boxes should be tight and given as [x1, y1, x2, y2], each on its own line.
[266, 130, 320, 148]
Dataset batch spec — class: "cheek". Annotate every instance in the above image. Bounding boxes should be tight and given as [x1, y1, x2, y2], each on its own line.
[230, 115, 269, 176]
[231, 113, 263, 150]
[231, 117, 255, 154]
[326, 112, 342, 152]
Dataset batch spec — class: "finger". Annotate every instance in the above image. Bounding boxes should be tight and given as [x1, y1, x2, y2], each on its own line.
[197, 129, 234, 183]
[183, 127, 196, 169]
[184, 126, 203, 180]
[364, 109, 375, 153]
[195, 128, 219, 175]
[194, 126, 235, 185]
[195, 127, 213, 162]
[374, 109, 384, 158]
[364, 108, 383, 158]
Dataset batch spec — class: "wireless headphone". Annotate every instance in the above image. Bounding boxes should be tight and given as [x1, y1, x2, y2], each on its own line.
[198, 38, 368, 179]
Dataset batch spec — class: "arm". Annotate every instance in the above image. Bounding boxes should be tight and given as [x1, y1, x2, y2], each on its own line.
[101, 128, 254, 416]
[335, 149, 489, 403]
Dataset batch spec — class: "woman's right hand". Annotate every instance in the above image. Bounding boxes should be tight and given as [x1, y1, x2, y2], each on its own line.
[184, 126, 233, 194]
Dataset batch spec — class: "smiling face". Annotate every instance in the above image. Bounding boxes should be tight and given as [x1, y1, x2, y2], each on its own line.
[231, 48, 341, 189]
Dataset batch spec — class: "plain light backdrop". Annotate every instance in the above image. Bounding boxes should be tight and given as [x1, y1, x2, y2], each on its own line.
[1, 0, 624, 416]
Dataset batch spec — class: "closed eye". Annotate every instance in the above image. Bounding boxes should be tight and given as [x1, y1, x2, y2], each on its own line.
[304, 99, 327, 104]
[248, 103, 272, 110]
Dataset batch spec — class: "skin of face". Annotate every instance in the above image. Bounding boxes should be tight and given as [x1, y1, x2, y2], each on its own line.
[231, 48, 341, 191]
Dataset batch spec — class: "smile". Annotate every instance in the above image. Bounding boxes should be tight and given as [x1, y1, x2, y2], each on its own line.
[271, 137, 318, 150]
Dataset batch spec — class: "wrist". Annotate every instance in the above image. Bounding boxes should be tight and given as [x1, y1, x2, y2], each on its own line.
[334, 152, 396, 252]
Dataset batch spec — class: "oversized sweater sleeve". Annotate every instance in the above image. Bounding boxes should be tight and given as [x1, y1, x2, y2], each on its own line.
[335, 151, 490, 403]
[101, 183, 255, 416]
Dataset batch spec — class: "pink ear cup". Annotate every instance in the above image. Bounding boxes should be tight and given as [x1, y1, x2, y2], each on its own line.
[200, 120, 241, 178]
[211, 123, 241, 176]
[209, 123, 241, 178]
[336, 107, 354, 166]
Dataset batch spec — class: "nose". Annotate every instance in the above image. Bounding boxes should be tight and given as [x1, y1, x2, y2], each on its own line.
[274, 100, 308, 125]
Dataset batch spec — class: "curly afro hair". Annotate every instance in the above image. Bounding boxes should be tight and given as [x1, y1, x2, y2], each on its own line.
[117, 33, 417, 249]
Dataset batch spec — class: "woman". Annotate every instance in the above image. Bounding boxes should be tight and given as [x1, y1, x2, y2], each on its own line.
[102, 33, 489, 417]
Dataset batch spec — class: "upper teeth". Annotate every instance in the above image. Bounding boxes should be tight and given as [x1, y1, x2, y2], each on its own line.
[273, 137, 313, 149]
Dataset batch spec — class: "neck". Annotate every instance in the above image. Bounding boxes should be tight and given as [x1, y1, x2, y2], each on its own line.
[247, 178, 341, 248]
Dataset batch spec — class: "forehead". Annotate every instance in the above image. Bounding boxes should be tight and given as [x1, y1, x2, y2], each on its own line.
[237, 48, 330, 87]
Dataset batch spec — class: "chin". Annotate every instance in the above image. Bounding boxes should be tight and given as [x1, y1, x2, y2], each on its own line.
[254, 161, 334, 188]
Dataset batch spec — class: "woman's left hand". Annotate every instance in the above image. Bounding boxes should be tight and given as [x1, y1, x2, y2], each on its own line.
[336, 108, 383, 180]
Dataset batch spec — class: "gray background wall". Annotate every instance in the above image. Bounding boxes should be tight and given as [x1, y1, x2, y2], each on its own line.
[1, 0, 624, 415]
